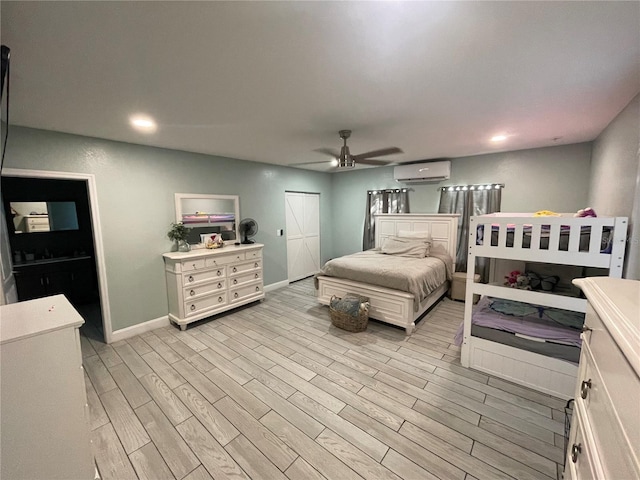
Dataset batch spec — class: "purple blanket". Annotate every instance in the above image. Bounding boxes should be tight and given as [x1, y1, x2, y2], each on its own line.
[454, 296, 584, 347]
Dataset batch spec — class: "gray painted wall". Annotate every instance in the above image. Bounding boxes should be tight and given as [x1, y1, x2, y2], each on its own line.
[3, 126, 333, 330]
[331, 143, 592, 257]
[589, 94, 640, 279]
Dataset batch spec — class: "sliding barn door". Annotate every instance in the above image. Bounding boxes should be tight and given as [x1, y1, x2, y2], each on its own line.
[285, 192, 320, 282]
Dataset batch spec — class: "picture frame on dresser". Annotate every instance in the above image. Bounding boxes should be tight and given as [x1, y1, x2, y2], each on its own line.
[174, 193, 240, 246]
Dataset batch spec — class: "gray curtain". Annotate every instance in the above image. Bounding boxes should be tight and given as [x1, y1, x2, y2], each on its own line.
[438, 186, 502, 278]
[363, 189, 409, 250]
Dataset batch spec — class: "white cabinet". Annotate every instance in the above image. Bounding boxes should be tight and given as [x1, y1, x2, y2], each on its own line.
[566, 277, 640, 480]
[24, 214, 50, 232]
[0, 295, 95, 480]
[163, 244, 264, 330]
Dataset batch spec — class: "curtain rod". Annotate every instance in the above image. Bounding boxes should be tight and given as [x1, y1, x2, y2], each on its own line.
[367, 188, 409, 194]
[440, 183, 505, 191]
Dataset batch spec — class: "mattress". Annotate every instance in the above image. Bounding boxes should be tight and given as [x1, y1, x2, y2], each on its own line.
[471, 325, 581, 363]
[316, 249, 452, 311]
[455, 296, 584, 347]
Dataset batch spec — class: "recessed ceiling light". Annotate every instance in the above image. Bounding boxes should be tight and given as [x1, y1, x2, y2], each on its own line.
[130, 115, 157, 133]
[491, 135, 507, 142]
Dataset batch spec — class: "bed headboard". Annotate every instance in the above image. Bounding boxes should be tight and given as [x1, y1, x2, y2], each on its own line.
[374, 214, 460, 261]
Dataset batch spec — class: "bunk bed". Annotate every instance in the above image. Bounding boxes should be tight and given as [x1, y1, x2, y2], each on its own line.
[316, 214, 459, 334]
[461, 213, 628, 399]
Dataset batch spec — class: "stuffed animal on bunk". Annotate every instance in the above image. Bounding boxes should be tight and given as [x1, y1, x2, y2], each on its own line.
[574, 207, 597, 217]
[504, 270, 558, 291]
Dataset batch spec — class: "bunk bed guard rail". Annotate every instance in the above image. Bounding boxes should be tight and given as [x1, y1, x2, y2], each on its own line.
[469, 214, 627, 276]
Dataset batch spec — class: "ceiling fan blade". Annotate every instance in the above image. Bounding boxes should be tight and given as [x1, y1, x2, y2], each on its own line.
[292, 160, 334, 166]
[353, 147, 403, 160]
[313, 147, 340, 159]
[357, 158, 393, 166]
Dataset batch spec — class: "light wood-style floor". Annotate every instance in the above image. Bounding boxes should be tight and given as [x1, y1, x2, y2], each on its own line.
[80, 278, 568, 480]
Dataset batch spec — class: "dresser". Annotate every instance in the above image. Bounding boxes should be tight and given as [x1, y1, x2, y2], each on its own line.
[163, 244, 264, 330]
[24, 214, 50, 232]
[566, 277, 639, 479]
[0, 295, 95, 480]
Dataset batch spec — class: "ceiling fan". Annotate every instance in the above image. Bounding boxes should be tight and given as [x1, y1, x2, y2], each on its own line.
[299, 130, 403, 169]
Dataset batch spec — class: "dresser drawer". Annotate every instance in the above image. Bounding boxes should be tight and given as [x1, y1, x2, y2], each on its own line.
[184, 280, 226, 300]
[229, 283, 263, 303]
[576, 343, 640, 479]
[229, 271, 261, 288]
[185, 293, 227, 316]
[566, 404, 599, 480]
[206, 253, 244, 268]
[181, 258, 206, 272]
[182, 267, 225, 286]
[26, 221, 50, 232]
[229, 260, 262, 276]
[245, 249, 262, 260]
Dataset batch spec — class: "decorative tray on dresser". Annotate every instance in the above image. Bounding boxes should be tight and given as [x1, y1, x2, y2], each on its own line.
[566, 277, 639, 480]
[163, 243, 264, 330]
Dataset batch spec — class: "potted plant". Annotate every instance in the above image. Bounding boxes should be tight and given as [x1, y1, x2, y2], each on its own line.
[167, 222, 191, 252]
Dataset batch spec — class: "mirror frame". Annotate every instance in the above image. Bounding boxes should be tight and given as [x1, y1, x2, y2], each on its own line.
[174, 193, 240, 245]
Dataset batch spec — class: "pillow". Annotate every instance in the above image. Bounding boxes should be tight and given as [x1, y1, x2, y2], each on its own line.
[396, 231, 432, 255]
[381, 236, 429, 258]
[398, 230, 432, 242]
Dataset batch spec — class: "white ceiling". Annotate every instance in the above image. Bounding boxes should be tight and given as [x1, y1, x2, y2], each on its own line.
[1, 1, 639, 172]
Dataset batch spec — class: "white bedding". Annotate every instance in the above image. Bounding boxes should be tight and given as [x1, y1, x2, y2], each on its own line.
[316, 248, 452, 311]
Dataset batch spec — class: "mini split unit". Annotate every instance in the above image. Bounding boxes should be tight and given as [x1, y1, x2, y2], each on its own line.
[393, 160, 451, 183]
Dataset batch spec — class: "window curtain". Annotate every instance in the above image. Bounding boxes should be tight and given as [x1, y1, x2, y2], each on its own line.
[438, 185, 502, 278]
[363, 189, 409, 250]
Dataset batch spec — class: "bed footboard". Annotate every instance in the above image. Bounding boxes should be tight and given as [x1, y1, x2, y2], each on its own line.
[316, 275, 448, 335]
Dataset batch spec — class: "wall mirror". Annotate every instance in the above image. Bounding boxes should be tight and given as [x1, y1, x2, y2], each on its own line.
[9, 201, 79, 233]
[175, 193, 239, 245]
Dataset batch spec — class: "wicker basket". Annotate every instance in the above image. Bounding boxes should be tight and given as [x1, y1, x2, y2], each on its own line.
[329, 294, 369, 332]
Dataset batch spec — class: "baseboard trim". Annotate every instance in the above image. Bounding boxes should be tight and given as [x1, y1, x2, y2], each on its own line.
[264, 280, 290, 292]
[110, 315, 170, 343]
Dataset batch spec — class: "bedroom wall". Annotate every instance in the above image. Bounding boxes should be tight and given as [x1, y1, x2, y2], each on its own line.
[589, 94, 640, 279]
[2, 126, 334, 331]
[331, 143, 592, 257]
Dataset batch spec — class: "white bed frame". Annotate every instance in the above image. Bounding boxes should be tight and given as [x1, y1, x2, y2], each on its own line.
[462, 213, 628, 399]
[316, 213, 459, 334]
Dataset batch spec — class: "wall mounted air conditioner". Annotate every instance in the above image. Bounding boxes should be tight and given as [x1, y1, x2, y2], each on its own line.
[394, 160, 451, 183]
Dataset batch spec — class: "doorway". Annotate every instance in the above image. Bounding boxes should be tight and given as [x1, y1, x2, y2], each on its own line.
[1, 168, 112, 342]
[285, 191, 320, 282]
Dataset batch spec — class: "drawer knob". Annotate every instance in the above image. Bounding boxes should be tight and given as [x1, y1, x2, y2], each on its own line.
[254, 262, 258, 268]
[255, 273, 259, 279]
[188, 275, 194, 283]
[190, 304, 196, 311]
[218, 296, 223, 303]
[232, 267, 237, 273]
[580, 379, 592, 399]
[189, 289, 195, 296]
[217, 270, 222, 276]
[192, 263, 197, 269]
[217, 282, 222, 289]
[571, 443, 582, 463]
[233, 279, 238, 285]
[255, 286, 260, 292]
[234, 292, 239, 299]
